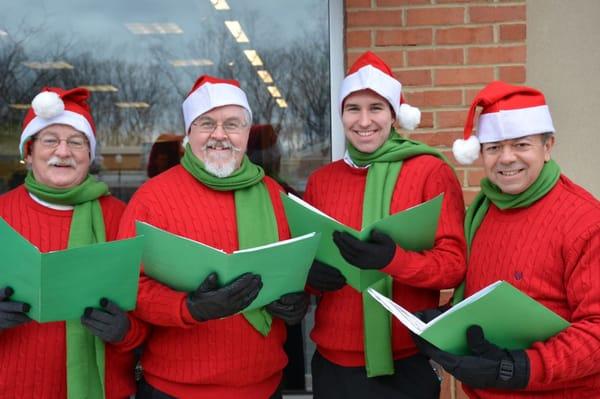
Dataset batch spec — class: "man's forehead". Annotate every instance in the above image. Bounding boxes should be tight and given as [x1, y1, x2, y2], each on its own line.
[482, 134, 541, 145]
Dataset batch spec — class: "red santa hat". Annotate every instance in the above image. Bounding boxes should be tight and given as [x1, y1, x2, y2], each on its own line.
[182, 75, 252, 134]
[21, 87, 97, 159]
[339, 51, 420, 130]
[453, 81, 555, 165]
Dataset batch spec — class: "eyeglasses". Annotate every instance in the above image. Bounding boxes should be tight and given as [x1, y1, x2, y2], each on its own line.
[35, 135, 88, 151]
[191, 117, 247, 135]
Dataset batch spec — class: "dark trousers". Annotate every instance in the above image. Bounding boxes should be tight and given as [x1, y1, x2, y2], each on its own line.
[136, 378, 283, 399]
[311, 351, 441, 399]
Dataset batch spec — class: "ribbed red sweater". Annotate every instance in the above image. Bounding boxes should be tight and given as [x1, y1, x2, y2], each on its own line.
[463, 176, 600, 399]
[0, 185, 147, 399]
[304, 155, 467, 366]
[117, 165, 291, 399]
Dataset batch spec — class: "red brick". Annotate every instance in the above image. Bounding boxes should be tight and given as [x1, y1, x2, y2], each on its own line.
[347, 10, 403, 27]
[499, 65, 526, 83]
[347, 0, 371, 7]
[463, 189, 481, 206]
[435, 67, 494, 86]
[467, 45, 526, 64]
[438, 109, 468, 128]
[376, 0, 430, 5]
[403, 89, 463, 107]
[393, 69, 432, 86]
[469, 5, 526, 23]
[435, 26, 493, 45]
[348, 50, 405, 68]
[465, 87, 484, 104]
[419, 111, 434, 129]
[437, 0, 489, 3]
[376, 28, 433, 46]
[406, 8, 464, 26]
[346, 30, 372, 48]
[467, 167, 486, 185]
[408, 130, 463, 146]
[499, 23, 526, 42]
[407, 48, 464, 66]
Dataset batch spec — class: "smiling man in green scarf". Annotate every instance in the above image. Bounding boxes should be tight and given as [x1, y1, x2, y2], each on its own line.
[117, 75, 309, 399]
[414, 81, 600, 398]
[0, 86, 148, 399]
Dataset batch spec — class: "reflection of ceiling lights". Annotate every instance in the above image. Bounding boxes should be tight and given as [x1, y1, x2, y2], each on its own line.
[9, 104, 30, 110]
[169, 59, 214, 67]
[224, 21, 249, 43]
[276, 99, 288, 108]
[0, 30, 8, 37]
[267, 86, 281, 98]
[257, 70, 273, 83]
[125, 23, 183, 35]
[23, 61, 74, 70]
[243, 50, 263, 66]
[210, 0, 230, 10]
[115, 102, 150, 108]
[81, 85, 118, 92]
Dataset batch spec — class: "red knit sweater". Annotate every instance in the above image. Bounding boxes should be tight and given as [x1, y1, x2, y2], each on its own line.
[0, 185, 147, 399]
[117, 165, 291, 399]
[463, 176, 600, 399]
[304, 156, 467, 366]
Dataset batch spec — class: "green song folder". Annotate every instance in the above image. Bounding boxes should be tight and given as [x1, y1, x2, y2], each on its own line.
[368, 280, 571, 355]
[280, 193, 443, 292]
[136, 221, 320, 310]
[0, 217, 143, 323]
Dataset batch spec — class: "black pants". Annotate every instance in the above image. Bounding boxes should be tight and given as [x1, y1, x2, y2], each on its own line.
[136, 379, 283, 399]
[311, 351, 441, 399]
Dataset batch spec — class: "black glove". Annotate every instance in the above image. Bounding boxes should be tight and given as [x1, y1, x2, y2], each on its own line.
[412, 325, 529, 390]
[81, 298, 131, 343]
[187, 272, 262, 322]
[306, 260, 346, 292]
[0, 286, 32, 331]
[332, 230, 396, 269]
[266, 292, 310, 325]
[414, 306, 449, 323]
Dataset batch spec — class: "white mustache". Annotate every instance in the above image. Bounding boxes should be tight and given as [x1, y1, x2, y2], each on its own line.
[47, 156, 76, 167]
[202, 138, 241, 152]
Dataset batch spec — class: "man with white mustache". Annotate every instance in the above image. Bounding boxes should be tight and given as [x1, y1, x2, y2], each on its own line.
[0, 86, 148, 399]
[414, 81, 600, 398]
[117, 75, 309, 399]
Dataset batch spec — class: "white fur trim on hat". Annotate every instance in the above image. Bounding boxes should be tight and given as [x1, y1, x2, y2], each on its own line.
[452, 135, 481, 165]
[20, 110, 97, 160]
[477, 105, 555, 143]
[31, 91, 64, 119]
[182, 82, 252, 133]
[398, 103, 421, 131]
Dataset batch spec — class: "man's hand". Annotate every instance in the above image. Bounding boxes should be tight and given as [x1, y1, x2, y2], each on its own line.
[414, 306, 449, 323]
[332, 230, 396, 270]
[81, 298, 130, 343]
[266, 292, 310, 325]
[412, 325, 529, 390]
[306, 260, 346, 292]
[187, 272, 262, 322]
[0, 287, 32, 331]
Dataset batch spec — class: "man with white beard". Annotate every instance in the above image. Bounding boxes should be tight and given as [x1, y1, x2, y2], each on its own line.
[117, 75, 309, 399]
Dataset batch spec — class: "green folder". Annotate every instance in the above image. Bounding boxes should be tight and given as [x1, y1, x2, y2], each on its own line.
[368, 280, 571, 355]
[136, 221, 320, 310]
[0, 217, 143, 323]
[280, 193, 443, 292]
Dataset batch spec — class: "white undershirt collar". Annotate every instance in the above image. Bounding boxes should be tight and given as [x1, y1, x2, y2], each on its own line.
[29, 192, 74, 211]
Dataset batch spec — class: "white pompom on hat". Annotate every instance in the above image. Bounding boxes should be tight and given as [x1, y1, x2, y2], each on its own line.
[339, 51, 420, 130]
[182, 75, 252, 134]
[21, 87, 97, 159]
[453, 81, 555, 165]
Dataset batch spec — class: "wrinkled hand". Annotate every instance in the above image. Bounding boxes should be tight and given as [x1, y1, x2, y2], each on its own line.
[187, 272, 262, 322]
[266, 292, 310, 325]
[307, 260, 346, 292]
[81, 298, 130, 343]
[332, 230, 396, 270]
[412, 325, 529, 390]
[0, 286, 32, 331]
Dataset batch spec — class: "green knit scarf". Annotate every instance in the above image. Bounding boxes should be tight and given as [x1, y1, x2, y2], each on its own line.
[25, 171, 109, 399]
[347, 130, 448, 377]
[181, 144, 277, 336]
[452, 159, 561, 303]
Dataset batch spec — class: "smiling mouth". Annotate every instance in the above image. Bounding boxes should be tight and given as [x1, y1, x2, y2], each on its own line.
[498, 169, 524, 177]
[354, 129, 377, 137]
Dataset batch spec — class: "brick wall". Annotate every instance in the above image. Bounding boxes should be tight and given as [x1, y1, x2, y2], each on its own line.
[345, 0, 527, 207]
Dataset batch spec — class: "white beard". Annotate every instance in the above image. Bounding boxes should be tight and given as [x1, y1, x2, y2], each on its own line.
[200, 138, 242, 178]
[204, 156, 237, 178]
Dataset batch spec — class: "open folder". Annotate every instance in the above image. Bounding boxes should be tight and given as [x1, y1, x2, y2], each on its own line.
[280, 193, 443, 292]
[136, 221, 320, 311]
[0, 217, 143, 323]
[368, 280, 571, 355]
